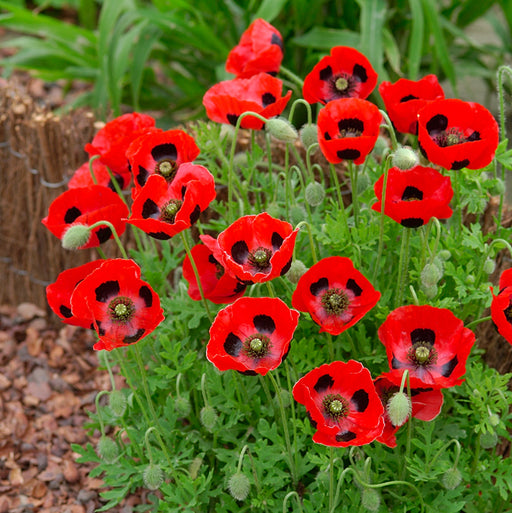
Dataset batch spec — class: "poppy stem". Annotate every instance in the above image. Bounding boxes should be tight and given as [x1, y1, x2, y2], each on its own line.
[395, 227, 412, 308]
[329, 446, 335, 512]
[288, 98, 313, 126]
[94, 390, 109, 436]
[329, 163, 349, 240]
[348, 161, 359, 227]
[279, 65, 305, 88]
[282, 491, 304, 513]
[180, 231, 213, 323]
[87, 154, 101, 185]
[464, 315, 492, 330]
[88, 220, 129, 259]
[373, 156, 392, 283]
[379, 110, 399, 151]
[294, 221, 318, 264]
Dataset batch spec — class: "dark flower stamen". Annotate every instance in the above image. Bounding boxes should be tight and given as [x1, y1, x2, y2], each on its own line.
[108, 296, 135, 322]
[432, 127, 472, 148]
[321, 288, 349, 315]
[407, 341, 438, 367]
[243, 334, 271, 358]
[330, 73, 355, 98]
[161, 199, 182, 223]
[248, 247, 272, 270]
[322, 393, 349, 420]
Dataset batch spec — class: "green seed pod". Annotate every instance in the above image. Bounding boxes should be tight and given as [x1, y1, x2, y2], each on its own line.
[479, 430, 498, 449]
[228, 472, 250, 501]
[305, 181, 326, 207]
[97, 435, 119, 464]
[286, 260, 308, 284]
[386, 391, 412, 427]
[299, 123, 318, 150]
[483, 258, 496, 275]
[143, 463, 164, 490]
[361, 488, 381, 512]
[266, 117, 298, 143]
[442, 468, 462, 490]
[392, 146, 419, 170]
[421, 262, 443, 288]
[61, 223, 91, 250]
[200, 405, 218, 432]
[108, 390, 127, 418]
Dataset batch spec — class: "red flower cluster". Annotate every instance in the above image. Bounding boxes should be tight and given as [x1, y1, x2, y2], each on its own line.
[372, 165, 453, 228]
[207, 297, 299, 375]
[293, 360, 384, 447]
[491, 268, 512, 345]
[292, 256, 380, 335]
[47, 259, 164, 351]
[303, 46, 377, 104]
[317, 98, 381, 164]
[226, 18, 284, 78]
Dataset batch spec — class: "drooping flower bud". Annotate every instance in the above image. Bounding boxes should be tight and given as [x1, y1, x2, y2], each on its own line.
[61, 223, 91, 250]
[227, 472, 250, 501]
[483, 258, 496, 275]
[392, 146, 419, 170]
[286, 260, 308, 284]
[175, 395, 191, 417]
[305, 181, 326, 207]
[189, 456, 203, 480]
[438, 249, 451, 261]
[290, 205, 306, 225]
[143, 463, 164, 490]
[441, 468, 462, 490]
[108, 390, 127, 418]
[266, 116, 298, 143]
[479, 430, 498, 449]
[97, 435, 119, 464]
[361, 488, 381, 512]
[423, 284, 438, 299]
[200, 405, 218, 432]
[386, 391, 412, 427]
[421, 262, 443, 288]
[299, 123, 318, 150]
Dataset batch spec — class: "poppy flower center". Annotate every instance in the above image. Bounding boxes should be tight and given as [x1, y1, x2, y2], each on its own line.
[248, 247, 272, 271]
[108, 296, 135, 322]
[321, 288, 349, 315]
[408, 342, 438, 366]
[432, 127, 469, 148]
[161, 199, 182, 223]
[330, 73, 355, 97]
[322, 394, 349, 420]
[156, 159, 178, 180]
[244, 334, 271, 358]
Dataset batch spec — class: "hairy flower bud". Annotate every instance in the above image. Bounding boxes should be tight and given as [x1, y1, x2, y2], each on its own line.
[266, 117, 298, 143]
[423, 284, 438, 299]
[361, 488, 381, 512]
[286, 260, 308, 284]
[483, 258, 496, 275]
[371, 135, 390, 160]
[290, 205, 306, 225]
[305, 181, 326, 207]
[438, 250, 451, 261]
[299, 123, 318, 150]
[220, 124, 235, 143]
[189, 457, 203, 480]
[421, 262, 443, 288]
[108, 390, 127, 418]
[97, 435, 119, 464]
[143, 463, 164, 490]
[479, 430, 498, 449]
[442, 468, 462, 490]
[175, 395, 191, 417]
[61, 223, 91, 250]
[200, 405, 218, 432]
[228, 472, 250, 501]
[386, 391, 412, 427]
[392, 146, 419, 170]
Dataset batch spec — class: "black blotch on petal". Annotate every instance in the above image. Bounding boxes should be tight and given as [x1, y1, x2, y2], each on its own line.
[64, 206, 81, 224]
[401, 218, 424, 228]
[271, 231, 284, 250]
[107, 174, 126, 191]
[401, 186, 423, 201]
[95, 280, 120, 303]
[233, 281, 247, 294]
[189, 205, 201, 225]
[346, 278, 362, 297]
[440, 355, 459, 377]
[319, 65, 333, 81]
[307, 411, 318, 429]
[227, 113, 239, 126]
[313, 373, 334, 393]
[59, 305, 73, 318]
[324, 132, 332, 141]
[96, 320, 106, 336]
[262, 92, 276, 107]
[280, 257, 292, 276]
[142, 198, 159, 219]
[208, 254, 219, 265]
[400, 94, 419, 102]
[253, 314, 276, 334]
[467, 131, 481, 142]
[337, 149, 361, 160]
[426, 114, 448, 134]
[352, 63, 368, 83]
[224, 333, 243, 357]
[352, 389, 369, 412]
[136, 166, 149, 187]
[148, 231, 171, 240]
[391, 354, 403, 369]
[181, 185, 187, 199]
[451, 159, 470, 170]
[338, 118, 364, 133]
[418, 141, 428, 160]
[310, 277, 329, 296]
[336, 431, 357, 442]
[238, 369, 258, 376]
[410, 328, 436, 345]
[231, 240, 249, 264]
[410, 387, 433, 397]
[139, 285, 153, 307]
[124, 328, 145, 344]
[96, 227, 112, 244]
[151, 143, 177, 162]
[271, 33, 283, 51]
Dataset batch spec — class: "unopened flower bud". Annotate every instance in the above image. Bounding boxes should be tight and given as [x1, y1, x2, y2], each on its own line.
[233, 152, 248, 171]
[228, 472, 250, 501]
[62, 223, 91, 250]
[489, 412, 500, 427]
[357, 173, 371, 194]
[273, 388, 291, 409]
[175, 395, 191, 417]
[438, 250, 451, 261]
[97, 435, 119, 464]
[305, 181, 326, 207]
[423, 284, 438, 299]
[220, 124, 235, 143]
[421, 262, 442, 288]
[143, 463, 164, 490]
[483, 258, 496, 275]
[200, 405, 218, 432]
[265, 202, 281, 219]
[479, 430, 498, 449]
[299, 123, 318, 149]
[361, 488, 381, 512]
[371, 135, 390, 160]
[290, 205, 306, 225]
[386, 391, 412, 427]
[286, 260, 308, 284]
[266, 117, 298, 143]
[466, 275, 475, 285]
[108, 390, 127, 418]
[442, 468, 462, 490]
[491, 178, 506, 195]
[392, 146, 419, 170]
[189, 456, 203, 480]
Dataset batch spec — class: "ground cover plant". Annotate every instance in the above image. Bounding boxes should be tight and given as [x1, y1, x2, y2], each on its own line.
[37, 11, 512, 513]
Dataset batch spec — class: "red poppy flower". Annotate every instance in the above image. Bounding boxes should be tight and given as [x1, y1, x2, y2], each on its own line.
[203, 73, 292, 130]
[226, 18, 284, 78]
[292, 256, 380, 336]
[126, 129, 200, 193]
[378, 305, 475, 389]
[293, 360, 384, 447]
[42, 185, 129, 248]
[378, 75, 445, 135]
[317, 98, 381, 165]
[206, 297, 299, 375]
[374, 375, 444, 448]
[70, 259, 164, 351]
[490, 268, 512, 345]
[417, 99, 499, 170]
[303, 46, 377, 105]
[68, 159, 131, 191]
[372, 165, 453, 228]
[127, 163, 216, 240]
[202, 212, 298, 284]
[46, 260, 104, 327]
[85, 113, 156, 176]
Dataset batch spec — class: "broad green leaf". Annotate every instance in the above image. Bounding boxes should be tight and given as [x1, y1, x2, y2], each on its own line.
[292, 27, 360, 50]
[457, 0, 496, 27]
[407, 0, 424, 79]
[254, 0, 288, 22]
[358, 0, 387, 77]
[382, 27, 401, 76]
